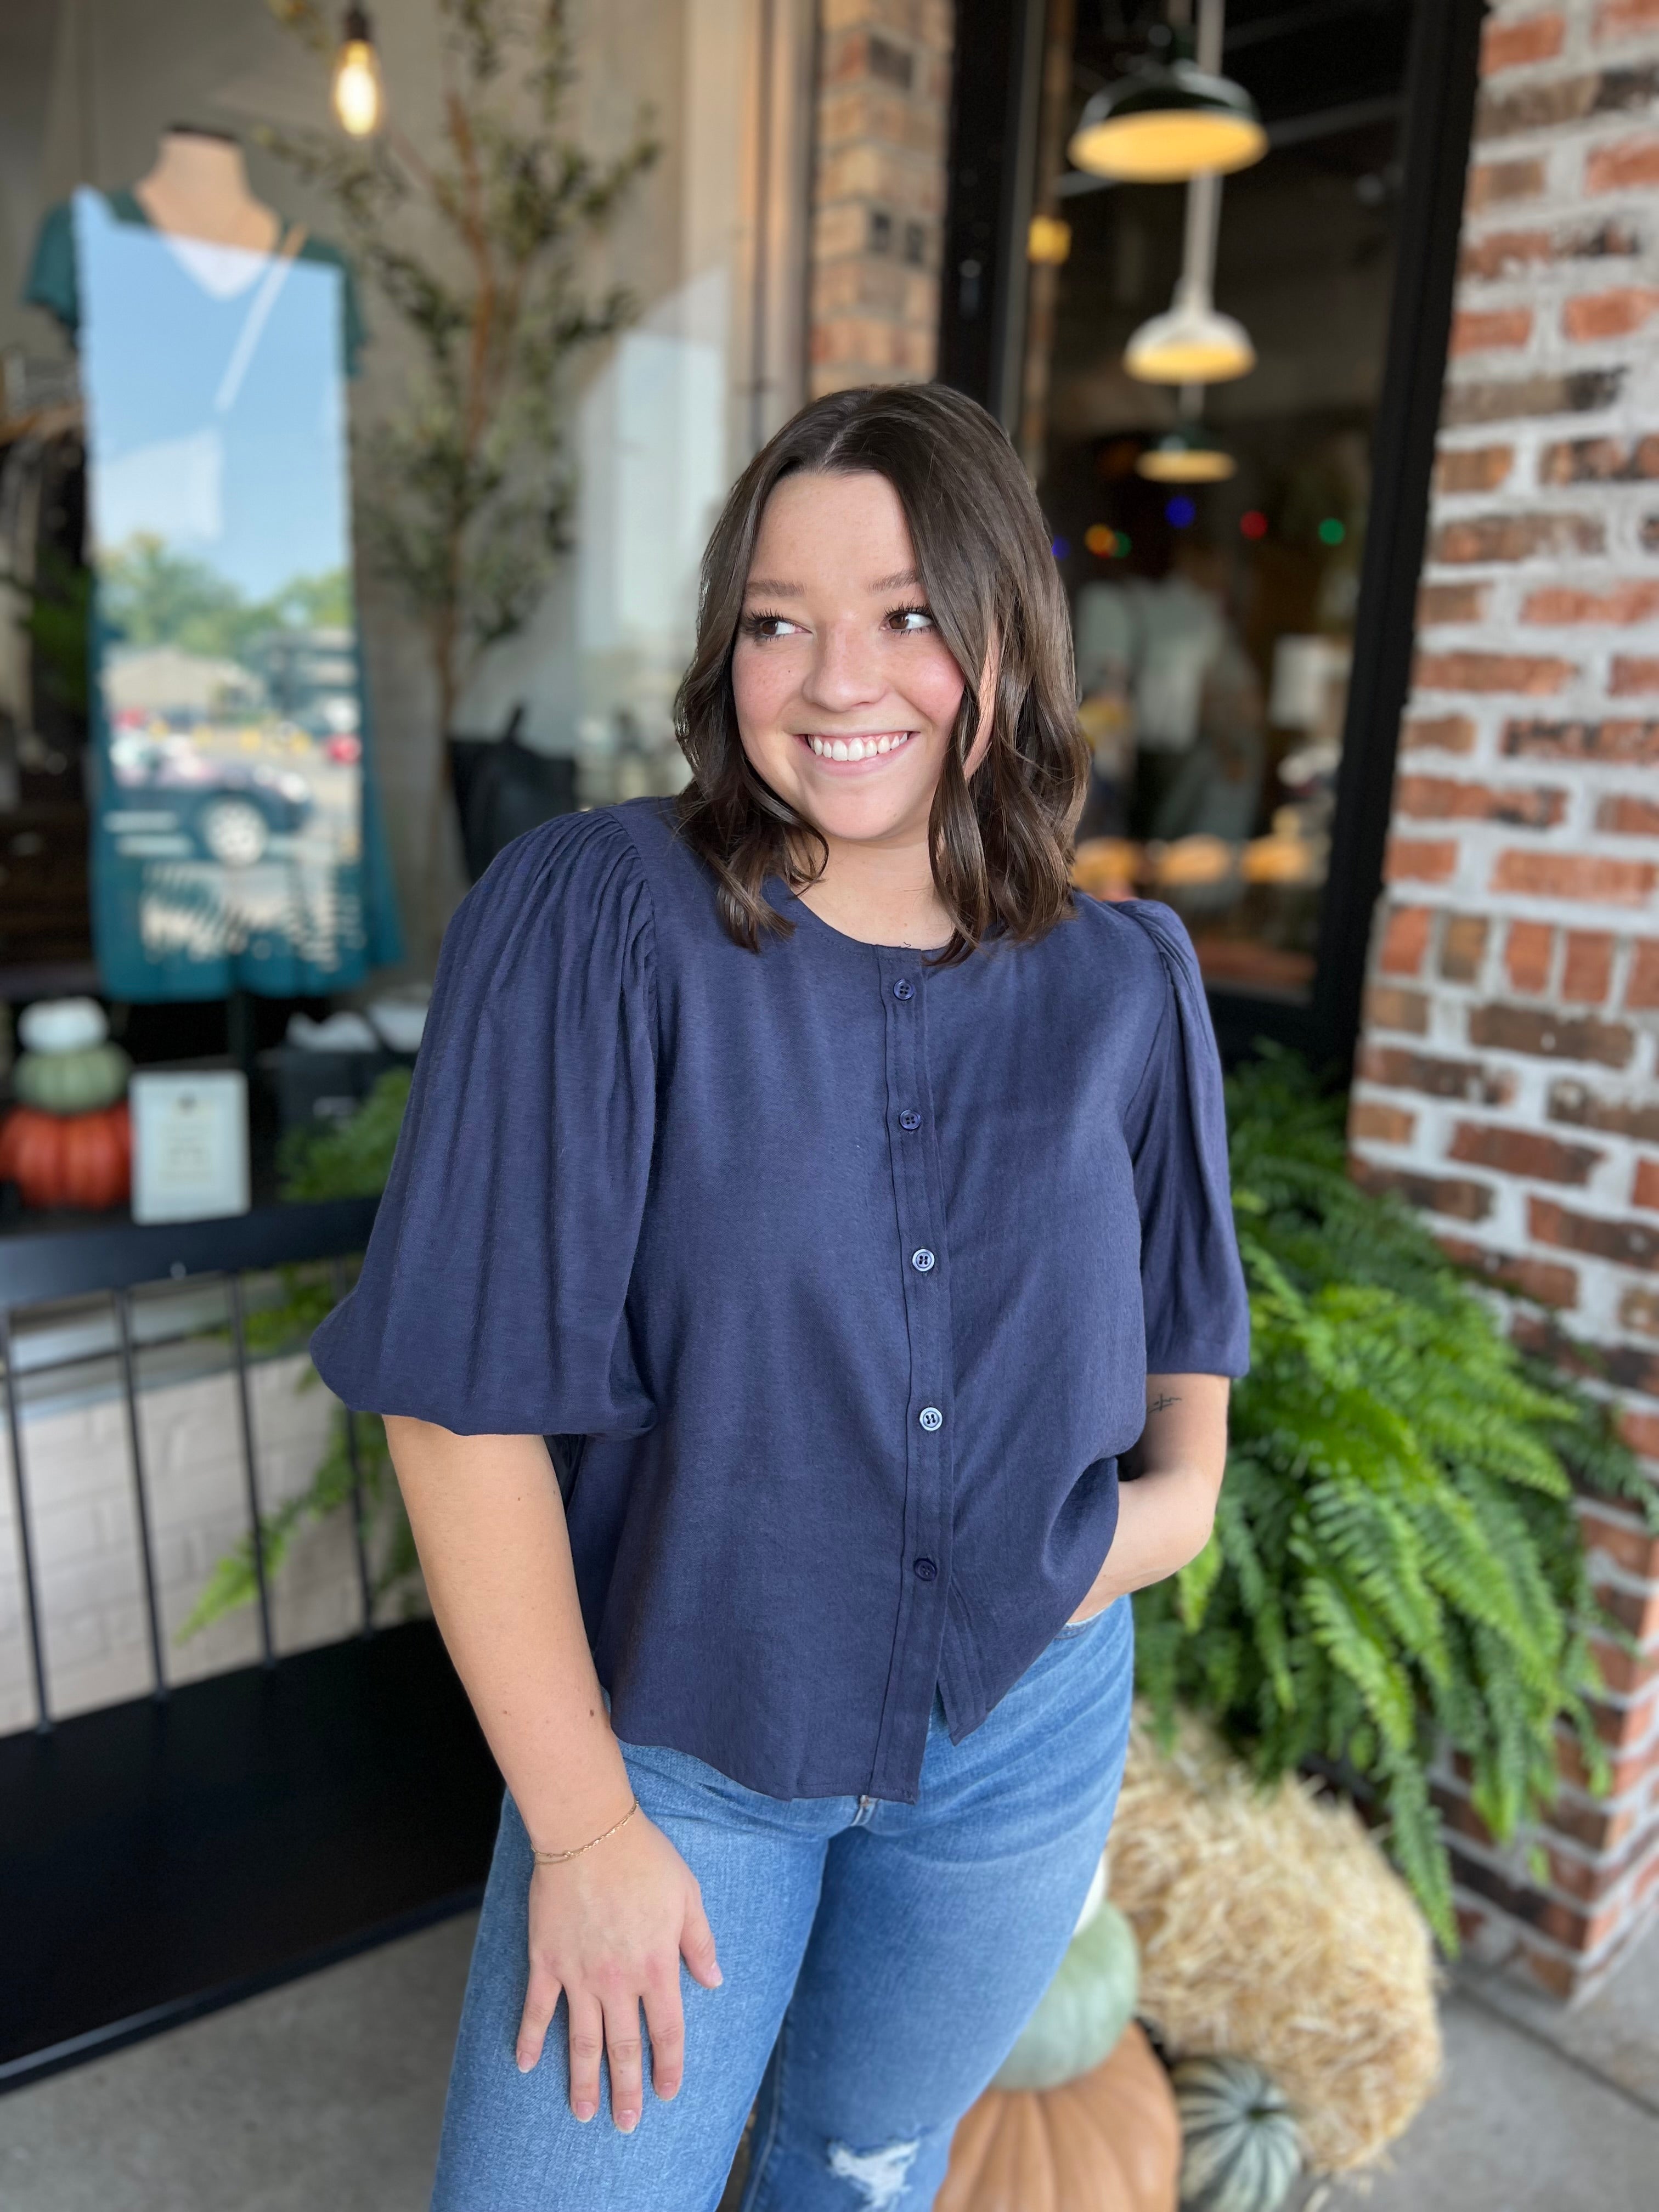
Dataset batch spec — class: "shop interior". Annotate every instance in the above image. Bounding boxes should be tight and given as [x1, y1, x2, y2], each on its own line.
[1020, 0, 1417, 1004]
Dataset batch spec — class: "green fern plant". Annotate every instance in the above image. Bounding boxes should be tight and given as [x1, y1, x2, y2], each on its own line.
[1136, 1047, 1658, 1951]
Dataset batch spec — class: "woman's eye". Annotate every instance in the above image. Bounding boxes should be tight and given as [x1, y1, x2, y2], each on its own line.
[887, 606, 935, 635]
[742, 612, 803, 641]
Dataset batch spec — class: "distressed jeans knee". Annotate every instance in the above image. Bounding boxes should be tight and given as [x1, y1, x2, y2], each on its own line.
[826, 2135, 924, 2210]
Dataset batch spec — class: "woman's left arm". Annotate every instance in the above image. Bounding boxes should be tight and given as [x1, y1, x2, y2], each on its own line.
[1070, 1374, 1230, 1619]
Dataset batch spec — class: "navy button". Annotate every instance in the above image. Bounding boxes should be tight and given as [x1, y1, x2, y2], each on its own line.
[918, 1405, 943, 1432]
[899, 1111, 922, 1132]
[893, 979, 914, 1000]
[913, 1556, 938, 1582]
[911, 1248, 936, 1273]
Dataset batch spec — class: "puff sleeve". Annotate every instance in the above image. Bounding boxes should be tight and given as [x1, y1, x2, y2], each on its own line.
[311, 811, 658, 1437]
[1119, 900, 1251, 1377]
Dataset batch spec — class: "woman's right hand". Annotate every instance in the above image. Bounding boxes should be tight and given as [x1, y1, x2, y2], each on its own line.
[515, 1809, 723, 2131]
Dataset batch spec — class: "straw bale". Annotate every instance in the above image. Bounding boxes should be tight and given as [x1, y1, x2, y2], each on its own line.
[1104, 1707, 1442, 2175]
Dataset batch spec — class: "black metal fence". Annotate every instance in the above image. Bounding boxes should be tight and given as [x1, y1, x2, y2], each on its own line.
[2, 1196, 379, 1735]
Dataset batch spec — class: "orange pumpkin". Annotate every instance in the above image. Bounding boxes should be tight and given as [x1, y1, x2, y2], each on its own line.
[938, 2023, 1181, 2212]
[0, 1101, 132, 1211]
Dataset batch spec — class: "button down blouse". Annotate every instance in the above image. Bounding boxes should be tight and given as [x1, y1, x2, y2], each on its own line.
[311, 797, 1250, 1803]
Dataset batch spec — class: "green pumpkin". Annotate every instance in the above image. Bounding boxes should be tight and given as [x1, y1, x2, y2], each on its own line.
[13, 1042, 131, 1115]
[991, 1897, 1139, 2092]
[1173, 2056, 1301, 2212]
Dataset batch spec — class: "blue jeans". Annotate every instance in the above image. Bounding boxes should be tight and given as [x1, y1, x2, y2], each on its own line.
[431, 1595, 1135, 2211]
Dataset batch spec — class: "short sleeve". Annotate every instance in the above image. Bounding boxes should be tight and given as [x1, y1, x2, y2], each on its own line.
[311, 811, 658, 1436]
[296, 235, 366, 376]
[1119, 901, 1250, 1376]
[23, 202, 78, 334]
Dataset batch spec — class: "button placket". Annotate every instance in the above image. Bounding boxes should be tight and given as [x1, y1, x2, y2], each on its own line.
[870, 950, 956, 1798]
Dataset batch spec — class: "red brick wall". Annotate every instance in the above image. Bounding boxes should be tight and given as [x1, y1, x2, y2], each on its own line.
[809, 0, 953, 394]
[1351, 0, 1659, 1998]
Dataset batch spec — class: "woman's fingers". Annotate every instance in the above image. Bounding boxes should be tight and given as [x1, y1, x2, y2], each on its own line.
[601, 1989, 646, 2132]
[516, 1962, 561, 2073]
[566, 1988, 606, 2122]
[642, 1966, 687, 2101]
[680, 1886, 723, 1990]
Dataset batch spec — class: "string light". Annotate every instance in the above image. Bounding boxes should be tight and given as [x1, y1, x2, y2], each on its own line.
[332, 5, 383, 137]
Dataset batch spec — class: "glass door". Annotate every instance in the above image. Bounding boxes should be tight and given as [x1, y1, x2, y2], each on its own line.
[1021, 0, 1419, 1014]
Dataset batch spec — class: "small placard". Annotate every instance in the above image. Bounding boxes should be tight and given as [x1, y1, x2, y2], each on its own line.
[130, 1070, 251, 1224]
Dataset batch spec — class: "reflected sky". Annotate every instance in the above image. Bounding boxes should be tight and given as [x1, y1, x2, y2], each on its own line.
[74, 188, 349, 602]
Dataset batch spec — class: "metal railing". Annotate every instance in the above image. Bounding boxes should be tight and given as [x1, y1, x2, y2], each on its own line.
[1, 1197, 379, 1735]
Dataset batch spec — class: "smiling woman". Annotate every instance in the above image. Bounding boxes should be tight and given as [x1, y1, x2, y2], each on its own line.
[312, 380, 1248, 2210]
[675, 383, 1089, 958]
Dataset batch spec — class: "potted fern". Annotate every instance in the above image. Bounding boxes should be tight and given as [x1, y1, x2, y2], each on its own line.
[1136, 1048, 1656, 1948]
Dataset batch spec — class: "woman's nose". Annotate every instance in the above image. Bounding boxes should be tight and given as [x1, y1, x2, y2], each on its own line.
[800, 622, 886, 713]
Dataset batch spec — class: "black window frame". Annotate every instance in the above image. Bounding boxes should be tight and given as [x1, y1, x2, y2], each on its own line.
[936, 0, 1488, 1073]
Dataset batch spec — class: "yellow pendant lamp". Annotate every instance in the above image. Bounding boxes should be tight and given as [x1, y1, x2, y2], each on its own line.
[1124, 157, 1255, 386]
[1068, 0, 1266, 184]
[1137, 420, 1237, 482]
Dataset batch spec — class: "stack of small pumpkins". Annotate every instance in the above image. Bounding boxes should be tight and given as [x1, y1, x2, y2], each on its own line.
[0, 998, 132, 1211]
[937, 1861, 1301, 2212]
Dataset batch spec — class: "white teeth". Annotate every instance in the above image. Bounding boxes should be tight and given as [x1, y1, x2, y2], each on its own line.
[803, 731, 911, 760]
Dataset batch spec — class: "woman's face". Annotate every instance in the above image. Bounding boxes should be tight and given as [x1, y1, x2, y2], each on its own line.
[731, 470, 985, 848]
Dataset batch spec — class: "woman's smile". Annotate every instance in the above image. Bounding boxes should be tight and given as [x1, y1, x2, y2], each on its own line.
[795, 729, 916, 765]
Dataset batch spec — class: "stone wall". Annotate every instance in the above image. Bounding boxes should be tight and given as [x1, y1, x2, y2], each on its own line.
[1350, 0, 1659, 1999]
[809, 0, 955, 393]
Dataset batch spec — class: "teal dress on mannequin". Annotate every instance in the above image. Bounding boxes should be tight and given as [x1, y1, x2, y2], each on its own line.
[24, 188, 402, 998]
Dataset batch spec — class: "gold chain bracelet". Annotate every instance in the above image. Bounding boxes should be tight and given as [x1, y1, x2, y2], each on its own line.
[531, 1796, 641, 1866]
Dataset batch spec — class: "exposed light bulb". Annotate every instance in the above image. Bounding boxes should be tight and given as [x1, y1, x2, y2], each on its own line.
[332, 7, 383, 137]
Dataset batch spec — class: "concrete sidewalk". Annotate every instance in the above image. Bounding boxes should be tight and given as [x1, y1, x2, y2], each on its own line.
[1, 1912, 1655, 2211]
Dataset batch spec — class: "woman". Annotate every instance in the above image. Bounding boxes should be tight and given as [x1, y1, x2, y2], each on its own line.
[312, 383, 1249, 2211]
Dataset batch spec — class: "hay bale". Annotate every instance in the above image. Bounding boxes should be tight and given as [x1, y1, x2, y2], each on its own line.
[1105, 1707, 1442, 2175]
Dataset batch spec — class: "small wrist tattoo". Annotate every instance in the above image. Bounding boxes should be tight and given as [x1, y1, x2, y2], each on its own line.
[1149, 1392, 1182, 1414]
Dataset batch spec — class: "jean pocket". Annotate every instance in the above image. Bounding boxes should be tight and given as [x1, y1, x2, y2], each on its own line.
[1050, 1598, 1116, 1645]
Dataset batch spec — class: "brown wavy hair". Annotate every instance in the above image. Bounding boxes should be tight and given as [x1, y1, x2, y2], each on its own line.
[674, 383, 1089, 963]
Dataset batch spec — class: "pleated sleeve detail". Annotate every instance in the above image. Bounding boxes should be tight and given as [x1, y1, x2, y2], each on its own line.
[1117, 899, 1251, 1378]
[311, 811, 659, 1437]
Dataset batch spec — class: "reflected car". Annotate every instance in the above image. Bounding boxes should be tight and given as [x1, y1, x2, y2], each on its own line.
[110, 731, 313, 866]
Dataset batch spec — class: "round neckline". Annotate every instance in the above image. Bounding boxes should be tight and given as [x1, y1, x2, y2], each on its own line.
[774, 884, 952, 960]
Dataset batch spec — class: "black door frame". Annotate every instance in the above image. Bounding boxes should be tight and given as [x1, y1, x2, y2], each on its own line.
[936, 0, 1489, 1074]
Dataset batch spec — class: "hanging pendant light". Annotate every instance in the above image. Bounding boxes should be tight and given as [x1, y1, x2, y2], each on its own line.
[1069, 63, 1264, 183]
[332, 5, 384, 138]
[1126, 283, 1255, 383]
[1137, 419, 1236, 482]
[1068, 0, 1264, 184]
[1125, 167, 1255, 385]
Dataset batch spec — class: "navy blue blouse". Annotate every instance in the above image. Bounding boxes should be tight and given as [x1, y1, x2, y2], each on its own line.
[312, 797, 1249, 1802]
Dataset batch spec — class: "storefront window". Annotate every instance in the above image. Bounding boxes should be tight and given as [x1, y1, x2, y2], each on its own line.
[1018, 0, 1416, 1005]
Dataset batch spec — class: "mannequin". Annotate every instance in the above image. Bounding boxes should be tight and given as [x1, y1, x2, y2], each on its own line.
[132, 128, 281, 254]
